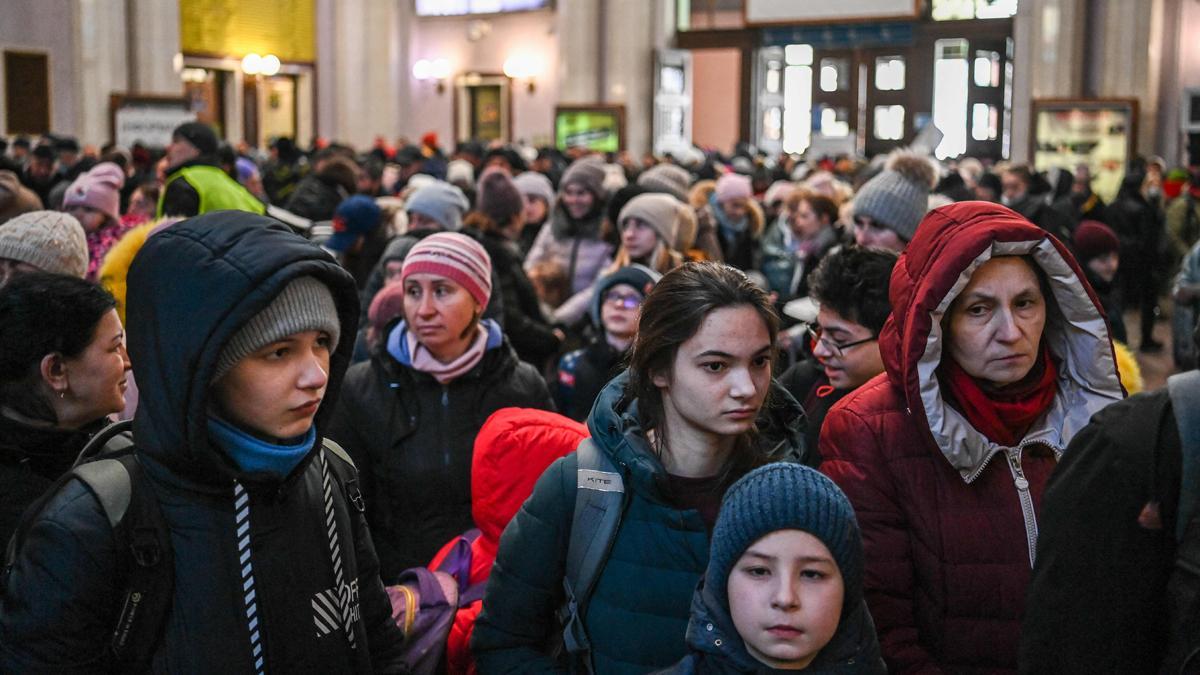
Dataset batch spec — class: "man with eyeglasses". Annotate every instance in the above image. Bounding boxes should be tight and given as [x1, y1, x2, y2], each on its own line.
[779, 246, 897, 462]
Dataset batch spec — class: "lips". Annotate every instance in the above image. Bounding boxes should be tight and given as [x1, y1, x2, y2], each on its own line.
[725, 408, 756, 420]
[291, 400, 321, 415]
[766, 625, 803, 637]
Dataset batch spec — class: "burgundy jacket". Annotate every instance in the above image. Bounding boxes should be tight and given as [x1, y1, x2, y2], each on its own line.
[819, 202, 1125, 673]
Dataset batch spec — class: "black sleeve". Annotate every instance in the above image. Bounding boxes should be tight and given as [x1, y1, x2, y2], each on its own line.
[349, 472, 408, 673]
[1019, 391, 1181, 674]
[0, 481, 120, 672]
[160, 177, 201, 218]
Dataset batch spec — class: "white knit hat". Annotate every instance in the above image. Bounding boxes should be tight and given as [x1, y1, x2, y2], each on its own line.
[0, 210, 89, 278]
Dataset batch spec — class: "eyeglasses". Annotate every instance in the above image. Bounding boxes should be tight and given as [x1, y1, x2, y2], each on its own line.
[603, 291, 643, 309]
[806, 324, 877, 358]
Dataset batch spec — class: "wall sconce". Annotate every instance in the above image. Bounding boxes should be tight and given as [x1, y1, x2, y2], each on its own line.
[413, 58, 451, 94]
[241, 53, 281, 77]
[503, 54, 540, 93]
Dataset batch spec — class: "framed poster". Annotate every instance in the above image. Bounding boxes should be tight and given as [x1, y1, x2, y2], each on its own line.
[744, 0, 920, 26]
[555, 105, 625, 153]
[109, 94, 196, 148]
[1031, 99, 1137, 203]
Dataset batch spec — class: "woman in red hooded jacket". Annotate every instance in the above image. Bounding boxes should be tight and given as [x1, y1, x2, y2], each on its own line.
[427, 407, 588, 675]
[819, 201, 1125, 673]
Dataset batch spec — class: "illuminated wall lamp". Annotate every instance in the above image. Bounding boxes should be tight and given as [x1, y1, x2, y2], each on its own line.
[413, 58, 451, 94]
[242, 53, 281, 77]
[503, 54, 539, 93]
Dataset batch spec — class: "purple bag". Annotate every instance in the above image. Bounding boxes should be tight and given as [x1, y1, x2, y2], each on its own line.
[386, 529, 485, 675]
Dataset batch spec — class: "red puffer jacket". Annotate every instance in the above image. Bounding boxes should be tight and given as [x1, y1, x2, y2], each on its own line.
[427, 407, 587, 675]
[819, 202, 1125, 674]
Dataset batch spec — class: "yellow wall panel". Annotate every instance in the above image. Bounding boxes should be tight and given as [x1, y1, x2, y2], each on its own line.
[180, 0, 315, 63]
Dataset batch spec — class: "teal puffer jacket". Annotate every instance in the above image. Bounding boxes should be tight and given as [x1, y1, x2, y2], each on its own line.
[471, 372, 806, 674]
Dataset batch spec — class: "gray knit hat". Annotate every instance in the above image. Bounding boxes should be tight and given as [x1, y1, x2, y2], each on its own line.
[851, 150, 938, 242]
[405, 181, 470, 232]
[618, 193, 686, 247]
[560, 157, 608, 201]
[0, 210, 89, 278]
[637, 163, 692, 202]
[707, 463, 863, 620]
[513, 171, 556, 207]
[212, 276, 341, 382]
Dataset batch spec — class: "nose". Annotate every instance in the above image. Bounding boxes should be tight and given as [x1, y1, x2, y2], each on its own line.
[119, 343, 132, 371]
[811, 334, 834, 361]
[728, 365, 757, 401]
[994, 307, 1022, 343]
[415, 290, 437, 317]
[771, 577, 800, 610]
[298, 352, 329, 391]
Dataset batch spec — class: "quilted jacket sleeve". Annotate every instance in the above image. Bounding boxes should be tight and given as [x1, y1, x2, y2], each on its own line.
[470, 454, 575, 674]
[0, 481, 119, 672]
[819, 405, 944, 675]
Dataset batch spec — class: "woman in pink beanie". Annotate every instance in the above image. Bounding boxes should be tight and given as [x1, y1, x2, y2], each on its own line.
[326, 231, 554, 580]
[62, 162, 133, 281]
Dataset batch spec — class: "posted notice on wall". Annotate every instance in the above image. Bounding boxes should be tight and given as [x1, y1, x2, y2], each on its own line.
[113, 100, 195, 149]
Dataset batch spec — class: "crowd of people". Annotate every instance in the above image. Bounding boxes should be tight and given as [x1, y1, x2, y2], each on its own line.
[0, 120, 1198, 673]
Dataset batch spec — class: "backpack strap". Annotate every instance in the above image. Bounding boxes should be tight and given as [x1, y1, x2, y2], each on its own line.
[71, 418, 134, 469]
[1168, 371, 1200, 541]
[558, 438, 627, 673]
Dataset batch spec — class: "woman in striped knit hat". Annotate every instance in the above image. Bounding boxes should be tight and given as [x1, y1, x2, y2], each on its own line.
[327, 232, 554, 583]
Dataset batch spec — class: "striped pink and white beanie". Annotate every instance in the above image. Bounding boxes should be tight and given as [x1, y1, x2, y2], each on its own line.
[400, 232, 493, 307]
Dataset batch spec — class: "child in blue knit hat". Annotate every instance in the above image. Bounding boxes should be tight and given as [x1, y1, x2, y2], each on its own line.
[661, 463, 885, 673]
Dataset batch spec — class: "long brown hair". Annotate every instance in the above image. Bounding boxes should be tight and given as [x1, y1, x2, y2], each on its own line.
[625, 262, 780, 482]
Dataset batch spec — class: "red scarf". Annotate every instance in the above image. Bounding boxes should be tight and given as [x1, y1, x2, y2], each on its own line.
[939, 345, 1059, 447]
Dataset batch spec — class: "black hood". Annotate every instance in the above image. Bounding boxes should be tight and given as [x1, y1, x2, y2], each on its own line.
[125, 210, 359, 486]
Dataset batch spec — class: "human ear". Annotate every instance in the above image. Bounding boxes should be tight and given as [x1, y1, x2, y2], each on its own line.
[40, 353, 69, 395]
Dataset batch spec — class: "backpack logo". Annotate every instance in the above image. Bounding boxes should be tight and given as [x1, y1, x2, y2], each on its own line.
[577, 469, 624, 493]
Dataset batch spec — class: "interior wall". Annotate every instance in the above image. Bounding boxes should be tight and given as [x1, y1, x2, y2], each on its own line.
[407, 9, 559, 146]
[690, 48, 741, 153]
[0, 0, 79, 136]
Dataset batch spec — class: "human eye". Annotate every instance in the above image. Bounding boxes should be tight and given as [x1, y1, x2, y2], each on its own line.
[752, 354, 772, 368]
[266, 345, 289, 360]
[741, 565, 770, 579]
[404, 285, 420, 298]
[966, 304, 989, 317]
[701, 361, 726, 373]
[315, 333, 333, 350]
[800, 568, 828, 580]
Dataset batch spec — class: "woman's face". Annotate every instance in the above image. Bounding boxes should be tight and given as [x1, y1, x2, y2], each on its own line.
[852, 216, 906, 252]
[653, 305, 773, 443]
[1087, 252, 1119, 284]
[620, 217, 660, 260]
[61, 309, 130, 424]
[561, 183, 596, 220]
[128, 188, 155, 218]
[946, 257, 1047, 387]
[523, 195, 549, 225]
[384, 260, 406, 285]
[788, 199, 827, 240]
[600, 283, 642, 341]
[721, 197, 749, 223]
[403, 273, 480, 362]
[212, 330, 332, 441]
[727, 529, 845, 670]
[65, 205, 106, 233]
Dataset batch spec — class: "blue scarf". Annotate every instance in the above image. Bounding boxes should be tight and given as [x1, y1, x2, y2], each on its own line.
[207, 415, 315, 478]
[709, 192, 748, 248]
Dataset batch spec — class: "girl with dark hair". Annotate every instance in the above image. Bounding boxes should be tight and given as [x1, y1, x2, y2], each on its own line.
[0, 272, 129, 543]
[473, 262, 808, 674]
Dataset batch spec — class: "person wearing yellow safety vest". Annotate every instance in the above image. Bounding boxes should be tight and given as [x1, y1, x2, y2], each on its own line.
[157, 123, 265, 219]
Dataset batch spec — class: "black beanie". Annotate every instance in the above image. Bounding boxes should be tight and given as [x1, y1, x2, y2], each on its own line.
[173, 122, 220, 157]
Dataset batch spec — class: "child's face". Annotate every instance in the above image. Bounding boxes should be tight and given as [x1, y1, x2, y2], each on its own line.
[727, 529, 844, 670]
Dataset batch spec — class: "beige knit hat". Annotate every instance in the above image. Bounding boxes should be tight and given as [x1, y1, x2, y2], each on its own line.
[618, 193, 688, 248]
[212, 276, 341, 382]
[0, 210, 89, 278]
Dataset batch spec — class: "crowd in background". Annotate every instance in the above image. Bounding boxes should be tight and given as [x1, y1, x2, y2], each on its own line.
[1, 120, 1199, 673]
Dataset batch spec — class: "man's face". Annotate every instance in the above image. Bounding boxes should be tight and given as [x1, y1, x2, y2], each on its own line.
[810, 306, 883, 391]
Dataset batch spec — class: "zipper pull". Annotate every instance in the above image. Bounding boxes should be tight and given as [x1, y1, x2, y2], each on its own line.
[1008, 451, 1029, 491]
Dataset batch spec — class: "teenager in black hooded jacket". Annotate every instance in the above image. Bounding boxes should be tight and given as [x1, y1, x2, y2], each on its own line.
[0, 212, 405, 673]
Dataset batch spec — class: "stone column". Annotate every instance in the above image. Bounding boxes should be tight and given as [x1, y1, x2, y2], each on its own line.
[125, 0, 182, 96]
[1010, 0, 1086, 162]
[317, 0, 405, 147]
[1089, 0, 1164, 156]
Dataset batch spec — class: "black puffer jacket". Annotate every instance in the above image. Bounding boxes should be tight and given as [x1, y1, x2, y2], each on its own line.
[286, 173, 351, 221]
[0, 415, 103, 545]
[327, 322, 554, 580]
[0, 212, 405, 673]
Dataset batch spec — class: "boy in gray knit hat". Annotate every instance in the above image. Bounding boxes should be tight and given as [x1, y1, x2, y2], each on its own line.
[0, 210, 89, 284]
[851, 149, 938, 253]
[663, 463, 884, 673]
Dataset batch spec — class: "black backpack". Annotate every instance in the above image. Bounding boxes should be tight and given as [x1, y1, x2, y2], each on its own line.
[1165, 371, 1200, 673]
[2, 420, 365, 673]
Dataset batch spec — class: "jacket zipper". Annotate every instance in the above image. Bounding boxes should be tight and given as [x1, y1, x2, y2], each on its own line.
[1005, 448, 1039, 568]
[440, 385, 450, 467]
